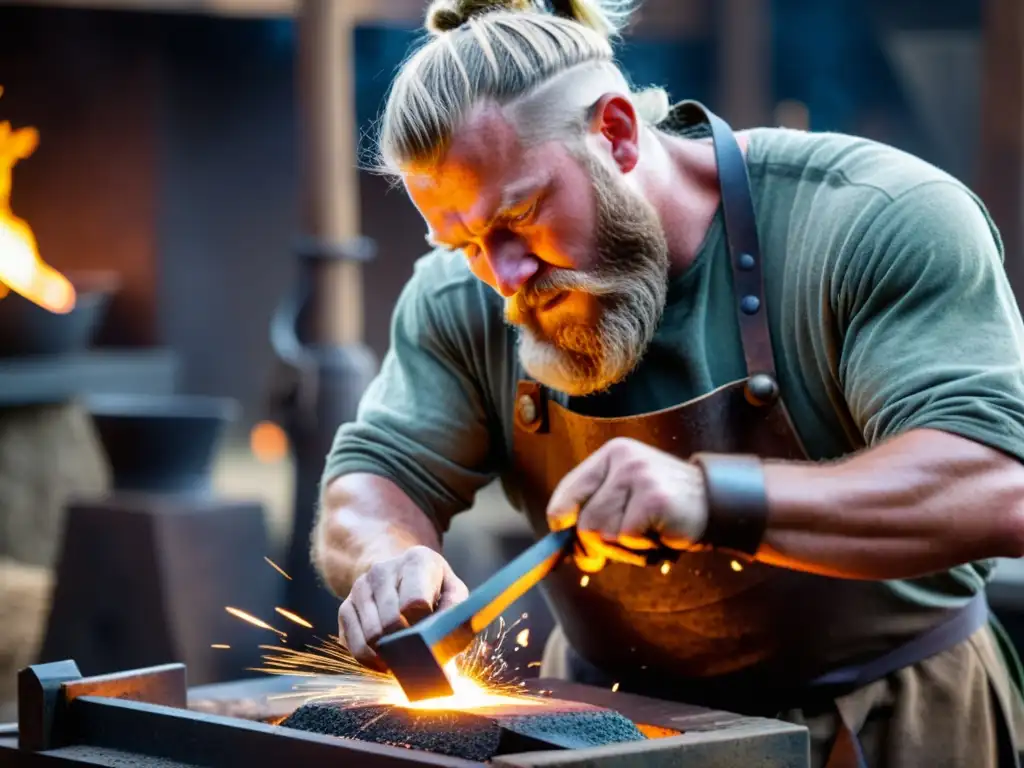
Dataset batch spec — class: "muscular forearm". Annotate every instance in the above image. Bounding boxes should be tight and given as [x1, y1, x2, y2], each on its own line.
[313, 473, 441, 597]
[758, 428, 1024, 580]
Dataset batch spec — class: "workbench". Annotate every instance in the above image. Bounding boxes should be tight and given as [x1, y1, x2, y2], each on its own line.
[0, 659, 811, 767]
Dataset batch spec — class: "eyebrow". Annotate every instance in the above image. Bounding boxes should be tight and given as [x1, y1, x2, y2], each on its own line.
[426, 172, 553, 250]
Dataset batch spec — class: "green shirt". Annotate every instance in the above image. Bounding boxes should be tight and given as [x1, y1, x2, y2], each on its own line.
[324, 126, 1024, 609]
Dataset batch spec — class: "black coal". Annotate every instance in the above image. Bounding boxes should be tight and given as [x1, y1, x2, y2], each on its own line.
[280, 700, 646, 761]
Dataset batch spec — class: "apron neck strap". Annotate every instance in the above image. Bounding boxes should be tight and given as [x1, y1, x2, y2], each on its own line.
[674, 102, 775, 380]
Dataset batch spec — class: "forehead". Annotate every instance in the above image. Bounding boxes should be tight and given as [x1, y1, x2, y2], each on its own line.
[403, 105, 555, 228]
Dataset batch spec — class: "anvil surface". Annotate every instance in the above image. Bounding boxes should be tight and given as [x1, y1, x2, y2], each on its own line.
[2, 661, 810, 768]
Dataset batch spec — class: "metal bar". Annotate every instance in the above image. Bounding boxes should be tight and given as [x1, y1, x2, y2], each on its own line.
[62, 663, 186, 709]
[68, 696, 484, 767]
[378, 528, 682, 702]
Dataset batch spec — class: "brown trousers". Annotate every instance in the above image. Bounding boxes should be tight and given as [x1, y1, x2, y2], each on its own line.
[541, 625, 1024, 767]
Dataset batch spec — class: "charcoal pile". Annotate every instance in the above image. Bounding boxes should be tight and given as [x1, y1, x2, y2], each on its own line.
[280, 698, 647, 761]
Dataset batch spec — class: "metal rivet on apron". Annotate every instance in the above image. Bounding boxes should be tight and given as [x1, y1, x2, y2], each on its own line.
[738, 253, 756, 271]
[740, 295, 761, 315]
[517, 393, 537, 424]
[746, 373, 780, 406]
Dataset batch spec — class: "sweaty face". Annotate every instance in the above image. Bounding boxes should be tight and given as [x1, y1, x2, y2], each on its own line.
[404, 106, 669, 396]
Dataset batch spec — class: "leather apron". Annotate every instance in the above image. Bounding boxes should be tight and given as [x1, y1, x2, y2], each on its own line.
[500, 102, 1016, 767]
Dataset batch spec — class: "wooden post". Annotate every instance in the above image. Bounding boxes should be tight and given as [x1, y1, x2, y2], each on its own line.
[296, 0, 364, 345]
[714, 0, 773, 130]
[978, 0, 1024, 301]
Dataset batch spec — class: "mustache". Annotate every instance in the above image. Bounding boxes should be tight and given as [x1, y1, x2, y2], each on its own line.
[517, 267, 629, 309]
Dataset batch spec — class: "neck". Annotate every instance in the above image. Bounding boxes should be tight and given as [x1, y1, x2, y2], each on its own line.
[632, 127, 729, 275]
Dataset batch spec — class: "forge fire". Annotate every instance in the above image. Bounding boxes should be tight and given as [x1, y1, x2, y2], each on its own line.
[0, 85, 75, 313]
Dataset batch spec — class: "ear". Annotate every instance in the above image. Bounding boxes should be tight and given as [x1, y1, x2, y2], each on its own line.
[587, 93, 639, 174]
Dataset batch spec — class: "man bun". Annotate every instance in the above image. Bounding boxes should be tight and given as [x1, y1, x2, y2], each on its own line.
[425, 0, 633, 39]
[425, 0, 534, 36]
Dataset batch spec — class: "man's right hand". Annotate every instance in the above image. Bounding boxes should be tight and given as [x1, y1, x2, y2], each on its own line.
[338, 545, 469, 671]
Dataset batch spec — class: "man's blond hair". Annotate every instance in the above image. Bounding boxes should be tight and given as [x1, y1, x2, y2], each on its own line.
[376, 0, 669, 176]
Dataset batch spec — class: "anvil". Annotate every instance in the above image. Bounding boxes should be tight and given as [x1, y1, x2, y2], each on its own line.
[376, 527, 682, 702]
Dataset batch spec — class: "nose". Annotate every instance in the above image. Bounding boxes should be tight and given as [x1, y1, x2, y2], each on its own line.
[484, 231, 539, 298]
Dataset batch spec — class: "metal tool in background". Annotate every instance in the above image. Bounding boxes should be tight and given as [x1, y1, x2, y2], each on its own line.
[377, 527, 683, 702]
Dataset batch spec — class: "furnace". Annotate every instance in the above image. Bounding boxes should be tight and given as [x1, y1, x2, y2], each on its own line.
[1, 659, 811, 766]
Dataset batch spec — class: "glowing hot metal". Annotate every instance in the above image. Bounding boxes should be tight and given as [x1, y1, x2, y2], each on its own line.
[249, 616, 536, 712]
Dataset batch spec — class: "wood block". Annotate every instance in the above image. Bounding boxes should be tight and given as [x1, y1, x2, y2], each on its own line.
[280, 697, 646, 762]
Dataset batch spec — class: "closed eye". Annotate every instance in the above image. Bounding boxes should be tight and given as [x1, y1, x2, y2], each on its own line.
[510, 203, 536, 222]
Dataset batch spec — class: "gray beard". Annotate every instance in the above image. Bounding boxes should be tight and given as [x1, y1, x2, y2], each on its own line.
[510, 155, 670, 397]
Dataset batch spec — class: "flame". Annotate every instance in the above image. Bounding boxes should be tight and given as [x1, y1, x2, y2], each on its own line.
[0, 87, 75, 314]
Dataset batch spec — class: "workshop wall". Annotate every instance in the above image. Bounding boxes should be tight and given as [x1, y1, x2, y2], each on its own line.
[0, 3, 963, 433]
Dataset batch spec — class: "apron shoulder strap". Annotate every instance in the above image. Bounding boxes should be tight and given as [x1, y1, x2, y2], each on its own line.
[675, 102, 775, 380]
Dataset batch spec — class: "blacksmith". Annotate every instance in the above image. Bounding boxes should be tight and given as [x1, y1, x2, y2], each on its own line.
[313, 0, 1024, 764]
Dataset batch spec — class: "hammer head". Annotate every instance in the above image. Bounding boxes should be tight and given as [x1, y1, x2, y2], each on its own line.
[376, 612, 480, 702]
[377, 529, 578, 702]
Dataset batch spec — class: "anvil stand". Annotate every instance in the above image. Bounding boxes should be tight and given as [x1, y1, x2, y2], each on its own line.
[38, 395, 279, 687]
[267, 236, 378, 640]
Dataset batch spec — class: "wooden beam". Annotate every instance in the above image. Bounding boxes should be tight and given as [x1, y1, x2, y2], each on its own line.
[978, 0, 1024, 301]
[297, 0, 366, 344]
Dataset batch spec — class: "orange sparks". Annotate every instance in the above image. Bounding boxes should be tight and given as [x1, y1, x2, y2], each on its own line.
[612, 682, 620, 692]
[210, 644, 231, 650]
[659, 561, 672, 575]
[225, 606, 286, 636]
[527, 661, 542, 668]
[730, 560, 744, 572]
[515, 629, 530, 648]
[264, 557, 292, 580]
[579, 575, 590, 587]
[274, 607, 313, 629]
[251, 615, 538, 713]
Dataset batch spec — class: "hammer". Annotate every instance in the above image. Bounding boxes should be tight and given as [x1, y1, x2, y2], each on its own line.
[376, 526, 681, 702]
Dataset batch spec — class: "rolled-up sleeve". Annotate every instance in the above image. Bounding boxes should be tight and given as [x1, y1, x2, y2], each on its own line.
[322, 260, 501, 532]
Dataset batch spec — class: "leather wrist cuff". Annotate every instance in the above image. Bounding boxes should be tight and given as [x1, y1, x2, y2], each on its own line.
[691, 453, 770, 557]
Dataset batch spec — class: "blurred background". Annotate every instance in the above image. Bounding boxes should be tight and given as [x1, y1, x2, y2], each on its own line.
[1, 0, 1022, 720]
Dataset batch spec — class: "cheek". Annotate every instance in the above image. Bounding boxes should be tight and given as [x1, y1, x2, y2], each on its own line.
[536, 210, 597, 271]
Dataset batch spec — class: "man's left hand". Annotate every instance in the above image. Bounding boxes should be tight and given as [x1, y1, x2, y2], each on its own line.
[547, 437, 709, 573]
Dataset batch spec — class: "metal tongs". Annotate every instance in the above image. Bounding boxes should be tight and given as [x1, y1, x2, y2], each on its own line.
[375, 526, 681, 702]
